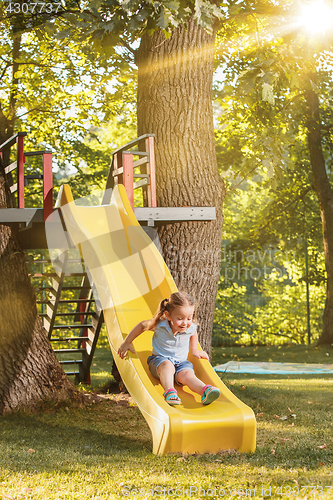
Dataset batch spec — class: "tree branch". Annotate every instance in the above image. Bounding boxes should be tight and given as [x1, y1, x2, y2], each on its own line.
[119, 37, 136, 56]
[258, 185, 313, 232]
[282, 92, 306, 111]
[0, 62, 11, 81]
[225, 164, 258, 196]
[9, 35, 21, 121]
[16, 107, 68, 118]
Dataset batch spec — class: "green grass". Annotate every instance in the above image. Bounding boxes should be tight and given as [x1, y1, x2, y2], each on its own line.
[1, 345, 333, 499]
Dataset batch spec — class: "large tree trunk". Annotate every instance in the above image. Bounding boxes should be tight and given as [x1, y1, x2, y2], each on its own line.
[306, 83, 333, 345]
[136, 19, 225, 354]
[0, 30, 79, 412]
[0, 151, 78, 414]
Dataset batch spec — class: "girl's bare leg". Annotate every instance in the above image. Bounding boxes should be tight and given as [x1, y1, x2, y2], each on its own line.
[176, 369, 205, 394]
[158, 360, 176, 392]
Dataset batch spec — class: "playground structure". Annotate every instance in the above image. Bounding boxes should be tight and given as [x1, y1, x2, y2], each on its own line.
[0, 132, 216, 383]
[0, 132, 256, 454]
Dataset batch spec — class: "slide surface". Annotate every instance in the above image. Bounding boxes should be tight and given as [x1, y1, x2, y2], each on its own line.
[55, 184, 256, 455]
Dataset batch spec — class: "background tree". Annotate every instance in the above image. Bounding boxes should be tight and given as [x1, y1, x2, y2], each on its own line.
[213, 171, 325, 346]
[0, 12, 136, 411]
[213, 0, 333, 345]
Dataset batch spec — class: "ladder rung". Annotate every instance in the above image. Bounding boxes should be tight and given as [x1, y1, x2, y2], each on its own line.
[58, 360, 83, 365]
[27, 259, 52, 264]
[59, 299, 94, 303]
[52, 325, 93, 329]
[37, 299, 94, 304]
[65, 372, 80, 376]
[28, 259, 84, 265]
[42, 273, 88, 278]
[42, 286, 91, 291]
[50, 337, 89, 342]
[54, 348, 86, 353]
[52, 312, 93, 317]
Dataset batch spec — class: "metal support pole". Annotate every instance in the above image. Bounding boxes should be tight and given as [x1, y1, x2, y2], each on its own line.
[305, 239, 311, 344]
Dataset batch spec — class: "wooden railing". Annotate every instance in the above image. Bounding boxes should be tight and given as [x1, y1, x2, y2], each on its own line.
[0, 132, 53, 221]
[104, 134, 156, 209]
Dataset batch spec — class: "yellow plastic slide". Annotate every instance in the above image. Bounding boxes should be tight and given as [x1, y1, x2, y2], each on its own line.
[55, 184, 256, 455]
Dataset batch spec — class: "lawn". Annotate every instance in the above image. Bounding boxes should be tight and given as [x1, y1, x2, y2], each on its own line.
[0, 344, 332, 500]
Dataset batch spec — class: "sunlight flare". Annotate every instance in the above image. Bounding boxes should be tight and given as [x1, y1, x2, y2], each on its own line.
[298, 1, 333, 34]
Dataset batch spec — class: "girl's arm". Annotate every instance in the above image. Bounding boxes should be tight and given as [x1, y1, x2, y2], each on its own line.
[118, 319, 152, 359]
[189, 332, 209, 360]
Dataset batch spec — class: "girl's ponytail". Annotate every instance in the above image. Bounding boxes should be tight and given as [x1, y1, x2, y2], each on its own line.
[148, 298, 169, 330]
[147, 292, 197, 331]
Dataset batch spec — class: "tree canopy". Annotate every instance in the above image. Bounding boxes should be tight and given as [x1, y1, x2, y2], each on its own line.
[1, 0, 333, 362]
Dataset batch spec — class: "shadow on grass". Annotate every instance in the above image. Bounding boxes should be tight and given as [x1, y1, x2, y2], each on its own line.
[220, 375, 333, 470]
[1, 378, 332, 475]
[0, 400, 152, 475]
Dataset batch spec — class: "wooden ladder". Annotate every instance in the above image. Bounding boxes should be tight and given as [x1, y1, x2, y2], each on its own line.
[33, 252, 103, 384]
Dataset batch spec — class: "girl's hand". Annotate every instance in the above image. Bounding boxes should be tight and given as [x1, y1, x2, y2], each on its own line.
[192, 349, 209, 360]
[118, 341, 135, 359]
[190, 333, 209, 360]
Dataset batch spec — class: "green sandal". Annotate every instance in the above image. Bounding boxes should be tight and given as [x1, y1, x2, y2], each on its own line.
[163, 388, 181, 405]
[201, 385, 220, 405]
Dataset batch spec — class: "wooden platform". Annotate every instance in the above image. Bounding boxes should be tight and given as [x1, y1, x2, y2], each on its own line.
[0, 207, 216, 248]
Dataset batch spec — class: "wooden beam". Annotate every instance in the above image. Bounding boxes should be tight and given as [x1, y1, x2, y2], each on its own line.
[43, 152, 53, 221]
[123, 153, 134, 209]
[133, 157, 148, 168]
[134, 178, 149, 189]
[4, 161, 17, 174]
[0, 208, 43, 223]
[111, 134, 155, 155]
[17, 134, 25, 208]
[0, 131, 27, 152]
[147, 135, 156, 207]
[134, 207, 216, 222]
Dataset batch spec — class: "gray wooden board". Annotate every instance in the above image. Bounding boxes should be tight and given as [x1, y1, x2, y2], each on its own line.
[0, 208, 44, 223]
[0, 207, 216, 224]
[134, 207, 216, 222]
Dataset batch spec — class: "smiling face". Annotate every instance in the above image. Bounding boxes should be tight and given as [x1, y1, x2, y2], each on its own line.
[164, 305, 194, 334]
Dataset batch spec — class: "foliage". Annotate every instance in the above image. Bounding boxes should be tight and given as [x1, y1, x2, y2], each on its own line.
[214, 262, 325, 346]
[212, 0, 333, 345]
[213, 157, 325, 345]
[0, 14, 137, 202]
[53, 116, 137, 201]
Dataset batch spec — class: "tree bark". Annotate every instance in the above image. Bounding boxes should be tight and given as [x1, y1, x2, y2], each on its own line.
[0, 145, 78, 414]
[136, 19, 225, 354]
[305, 83, 333, 345]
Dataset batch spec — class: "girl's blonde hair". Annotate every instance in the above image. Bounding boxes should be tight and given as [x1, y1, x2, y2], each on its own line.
[148, 292, 196, 330]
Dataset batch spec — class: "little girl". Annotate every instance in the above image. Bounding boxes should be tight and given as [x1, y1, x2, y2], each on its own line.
[118, 292, 220, 406]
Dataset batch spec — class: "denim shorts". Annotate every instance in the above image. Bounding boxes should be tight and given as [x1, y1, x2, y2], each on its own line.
[147, 355, 194, 385]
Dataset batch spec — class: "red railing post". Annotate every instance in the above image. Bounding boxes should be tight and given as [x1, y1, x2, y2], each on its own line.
[17, 134, 25, 208]
[43, 152, 53, 220]
[106, 134, 156, 209]
[80, 299, 91, 385]
[123, 153, 134, 209]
